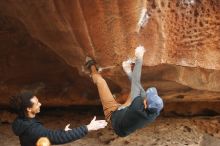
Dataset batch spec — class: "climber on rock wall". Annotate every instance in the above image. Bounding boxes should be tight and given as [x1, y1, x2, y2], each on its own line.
[85, 45, 164, 137]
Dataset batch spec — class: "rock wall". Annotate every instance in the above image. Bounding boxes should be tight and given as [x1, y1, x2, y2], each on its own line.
[0, 0, 220, 115]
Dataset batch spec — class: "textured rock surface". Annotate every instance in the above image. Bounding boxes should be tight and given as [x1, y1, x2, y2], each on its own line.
[0, 0, 220, 115]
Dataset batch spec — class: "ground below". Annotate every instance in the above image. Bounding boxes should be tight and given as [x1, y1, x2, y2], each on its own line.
[1, 107, 220, 146]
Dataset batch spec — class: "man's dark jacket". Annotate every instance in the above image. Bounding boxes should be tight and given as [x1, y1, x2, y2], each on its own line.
[111, 96, 159, 137]
[12, 117, 88, 146]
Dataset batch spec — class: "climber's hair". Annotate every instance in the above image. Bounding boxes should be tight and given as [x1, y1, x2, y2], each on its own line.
[10, 92, 34, 118]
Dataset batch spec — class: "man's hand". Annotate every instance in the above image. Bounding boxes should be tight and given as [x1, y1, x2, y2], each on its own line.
[143, 99, 148, 109]
[86, 116, 107, 131]
[64, 124, 72, 131]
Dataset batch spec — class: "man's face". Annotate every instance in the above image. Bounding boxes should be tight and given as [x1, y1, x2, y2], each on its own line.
[28, 96, 41, 115]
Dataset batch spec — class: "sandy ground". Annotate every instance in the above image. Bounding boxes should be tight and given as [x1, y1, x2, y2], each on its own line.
[1, 108, 220, 146]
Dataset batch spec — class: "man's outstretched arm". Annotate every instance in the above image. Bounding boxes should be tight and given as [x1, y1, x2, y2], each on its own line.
[30, 116, 107, 145]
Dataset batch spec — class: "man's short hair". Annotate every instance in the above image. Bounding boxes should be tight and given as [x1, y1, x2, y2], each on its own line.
[10, 92, 34, 118]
